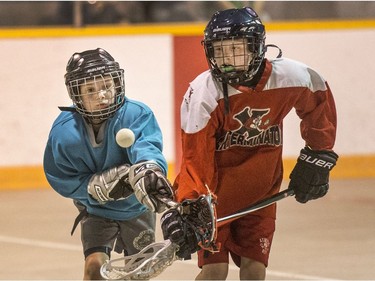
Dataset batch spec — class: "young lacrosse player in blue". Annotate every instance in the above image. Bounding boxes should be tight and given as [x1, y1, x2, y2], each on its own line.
[43, 48, 173, 280]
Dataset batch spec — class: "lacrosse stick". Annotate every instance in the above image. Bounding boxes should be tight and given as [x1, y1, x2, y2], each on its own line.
[217, 188, 294, 227]
[100, 239, 178, 280]
[101, 194, 213, 280]
[101, 188, 294, 280]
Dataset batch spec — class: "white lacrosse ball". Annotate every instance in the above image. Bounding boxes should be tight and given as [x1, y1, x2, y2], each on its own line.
[116, 128, 135, 148]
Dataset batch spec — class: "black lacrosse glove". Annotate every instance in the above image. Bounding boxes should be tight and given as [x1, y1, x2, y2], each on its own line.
[160, 209, 200, 260]
[289, 146, 338, 203]
[129, 161, 174, 213]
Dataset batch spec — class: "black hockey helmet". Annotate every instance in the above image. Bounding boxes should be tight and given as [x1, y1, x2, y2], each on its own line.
[203, 7, 266, 84]
[64, 48, 125, 122]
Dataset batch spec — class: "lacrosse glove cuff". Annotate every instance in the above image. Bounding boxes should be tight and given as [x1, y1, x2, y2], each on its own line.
[289, 146, 338, 203]
[129, 161, 174, 213]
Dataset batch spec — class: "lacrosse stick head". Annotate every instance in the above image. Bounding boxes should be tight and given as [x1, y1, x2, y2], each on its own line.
[100, 239, 178, 280]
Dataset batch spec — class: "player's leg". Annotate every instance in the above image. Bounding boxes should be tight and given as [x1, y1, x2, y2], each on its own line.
[239, 257, 266, 280]
[117, 209, 156, 255]
[196, 263, 229, 280]
[229, 211, 275, 281]
[196, 224, 231, 280]
[84, 252, 109, 280]
[80, 214, 119, 280]
[85, 210, 156, 280]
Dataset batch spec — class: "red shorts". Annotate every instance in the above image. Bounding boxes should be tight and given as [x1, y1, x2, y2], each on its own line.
[198, 210, 275, 268]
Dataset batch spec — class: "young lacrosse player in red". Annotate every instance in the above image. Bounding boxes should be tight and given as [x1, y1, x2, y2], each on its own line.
[161, 7, 338, 280]
[44, 48, 173, 280]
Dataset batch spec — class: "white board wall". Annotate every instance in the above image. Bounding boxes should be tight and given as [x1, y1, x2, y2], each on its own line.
[0, 27, 373, 166]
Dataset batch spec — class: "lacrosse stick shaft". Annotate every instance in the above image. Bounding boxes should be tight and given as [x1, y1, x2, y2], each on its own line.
[159, 189, 294, 225]
[157, 196, 180, 208]
[217, 188, 294, 227]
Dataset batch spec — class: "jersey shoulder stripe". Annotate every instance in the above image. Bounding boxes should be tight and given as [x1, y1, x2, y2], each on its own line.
[266, 57, 327, 92]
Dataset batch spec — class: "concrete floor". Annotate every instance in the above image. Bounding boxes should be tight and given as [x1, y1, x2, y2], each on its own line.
[0, 179, 374, 280]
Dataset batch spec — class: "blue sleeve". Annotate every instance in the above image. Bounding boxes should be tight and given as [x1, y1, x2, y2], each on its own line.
[43, 113, 93, 201]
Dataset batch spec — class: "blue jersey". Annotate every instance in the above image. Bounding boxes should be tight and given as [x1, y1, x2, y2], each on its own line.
[43, 97, 167, 221]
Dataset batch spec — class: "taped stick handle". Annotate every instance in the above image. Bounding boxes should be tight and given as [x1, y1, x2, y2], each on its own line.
[217, 188, 295, 227]
[157, 196, 180, 209]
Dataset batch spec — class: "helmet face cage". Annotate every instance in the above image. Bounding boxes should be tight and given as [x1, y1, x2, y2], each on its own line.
[65, 48, 125, 122]
[67, 70, 125, 122]
[212, 37, 251, 73]
[203, 7, 266, 84]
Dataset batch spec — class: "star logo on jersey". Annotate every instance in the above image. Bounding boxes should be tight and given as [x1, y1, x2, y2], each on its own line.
[233, 107, 270, 138]
[216, 106, 282, 151]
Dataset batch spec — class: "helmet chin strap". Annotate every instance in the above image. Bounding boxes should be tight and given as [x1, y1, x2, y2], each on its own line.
[57, 106, 106, 126]
[58, 106, 77, 112]
[222, 83, 230, 114]
[265, 44, 283, 58]
[238, 59, 266, 88]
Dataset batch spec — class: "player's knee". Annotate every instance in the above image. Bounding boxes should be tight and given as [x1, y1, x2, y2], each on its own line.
[239, 257, 266, 280]
[84, 253, 108, 280]
[196, 263, 229, 280]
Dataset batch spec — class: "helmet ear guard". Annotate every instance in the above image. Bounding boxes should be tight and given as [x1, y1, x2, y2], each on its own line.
[64, 48, 125, 122]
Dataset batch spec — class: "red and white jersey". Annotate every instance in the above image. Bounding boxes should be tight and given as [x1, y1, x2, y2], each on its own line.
[174, 58, 337, 219]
